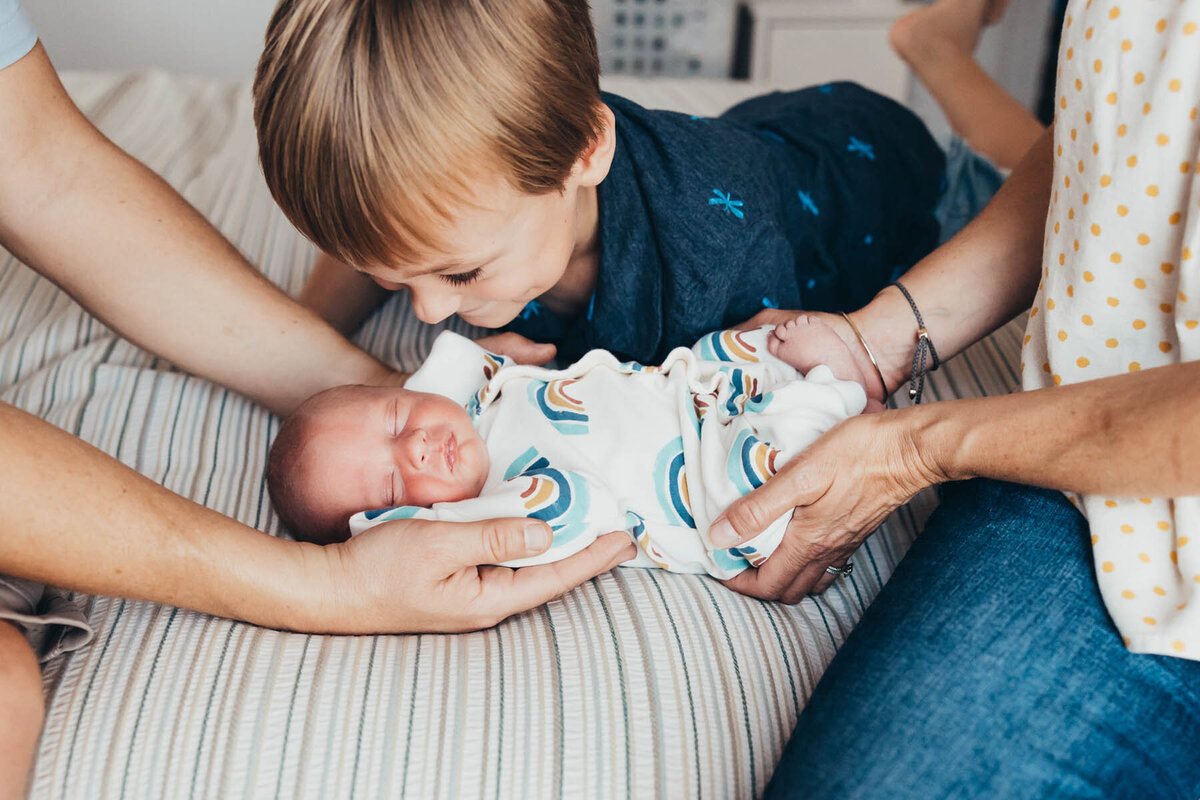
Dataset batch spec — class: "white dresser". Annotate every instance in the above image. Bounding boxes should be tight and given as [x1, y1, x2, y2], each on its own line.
[743, 0, 1055, 132]
[744, 0, 913, 100]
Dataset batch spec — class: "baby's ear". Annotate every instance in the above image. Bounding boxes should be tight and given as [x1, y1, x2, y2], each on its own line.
[575, 103, 616, 187]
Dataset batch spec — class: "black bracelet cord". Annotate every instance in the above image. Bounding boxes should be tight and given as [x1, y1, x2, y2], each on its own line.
[888, 281, 941, 404]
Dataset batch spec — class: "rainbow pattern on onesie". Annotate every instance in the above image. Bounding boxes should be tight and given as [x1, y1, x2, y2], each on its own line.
[528, 379, 589, 435]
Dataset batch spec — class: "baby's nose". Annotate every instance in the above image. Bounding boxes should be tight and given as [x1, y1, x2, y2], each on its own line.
[399, 428, 430, 470]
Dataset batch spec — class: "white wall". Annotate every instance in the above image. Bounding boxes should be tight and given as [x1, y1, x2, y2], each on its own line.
[23, 0, 278, 81]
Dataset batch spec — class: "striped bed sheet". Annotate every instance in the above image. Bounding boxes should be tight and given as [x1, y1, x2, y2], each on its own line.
[2, 71, 1025, 799]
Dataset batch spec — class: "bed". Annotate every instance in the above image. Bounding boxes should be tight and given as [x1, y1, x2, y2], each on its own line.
[2, 70, 1024, 799]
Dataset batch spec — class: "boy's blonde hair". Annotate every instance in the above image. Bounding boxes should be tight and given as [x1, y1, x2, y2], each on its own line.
[253, 0, 605, 268]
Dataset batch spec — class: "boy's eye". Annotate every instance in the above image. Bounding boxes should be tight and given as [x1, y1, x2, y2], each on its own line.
[439, 268, 483, 286]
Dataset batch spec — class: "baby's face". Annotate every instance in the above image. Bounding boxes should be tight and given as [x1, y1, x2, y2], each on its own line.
[293, 386, 488, 525]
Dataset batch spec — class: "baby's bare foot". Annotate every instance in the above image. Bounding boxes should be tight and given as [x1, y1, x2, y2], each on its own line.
[890, 0, 1009, 66]
[769, 314, 863, 381]
[768, 315, 885, 411]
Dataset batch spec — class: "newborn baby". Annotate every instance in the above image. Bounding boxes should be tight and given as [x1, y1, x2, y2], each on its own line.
[267, 317, 872, 578]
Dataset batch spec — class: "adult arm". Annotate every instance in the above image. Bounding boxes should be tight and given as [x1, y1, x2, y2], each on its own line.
[737, 128, 1053, 403]
[0, 401, 634, 632]
[715, 127, 1200, 601]
[712, 361, 1200, 602]
[0, 47, 553, 398]
[847, 128, 1053, 395]
[0, 44, 394, 416]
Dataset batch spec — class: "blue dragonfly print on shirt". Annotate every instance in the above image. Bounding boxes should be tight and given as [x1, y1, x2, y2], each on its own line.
[797, 189, 819, 216]
[709, 189, 744, 219]
[519, 299, 543, 320]
[848, 136, 876, 160]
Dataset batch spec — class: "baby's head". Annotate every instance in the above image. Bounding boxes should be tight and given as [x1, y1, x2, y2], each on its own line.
[267, 385, 489, 543]
[252, 0, 615, 329]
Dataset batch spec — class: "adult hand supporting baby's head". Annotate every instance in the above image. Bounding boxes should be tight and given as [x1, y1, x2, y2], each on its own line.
[322, 516, 634, 633]
[474, 332, 556, 366]
[710, 411, 941, 604]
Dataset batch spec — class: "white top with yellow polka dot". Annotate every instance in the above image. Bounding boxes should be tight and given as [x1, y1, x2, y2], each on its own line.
[1022, 0, 1199, 660]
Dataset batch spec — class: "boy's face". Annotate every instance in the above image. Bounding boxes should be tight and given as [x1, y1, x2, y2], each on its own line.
[361, 176, 589, 329]
[353, 104, 616, 329]
[292, 386, 489, 529]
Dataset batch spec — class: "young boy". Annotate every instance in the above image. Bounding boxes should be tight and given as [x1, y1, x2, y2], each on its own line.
[251, 0, 1011, 367]
[266, 316, 872, 579]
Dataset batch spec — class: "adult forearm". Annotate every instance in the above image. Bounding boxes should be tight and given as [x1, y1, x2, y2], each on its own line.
[0, 400, 635, 636]
[855, 128, 1054, 393]
[0, 402, 329, 631]
[914, 361, 1200, 498]
[6, 159, 388, 414]
[0, 47, 395, 415]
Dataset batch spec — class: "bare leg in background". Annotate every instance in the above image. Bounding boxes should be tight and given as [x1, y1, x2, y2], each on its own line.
[891, 0, 1046, 170]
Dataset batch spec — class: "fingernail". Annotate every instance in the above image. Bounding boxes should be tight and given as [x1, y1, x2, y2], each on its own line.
[708, 518, 741, 549]
[524, 521, 550, 552]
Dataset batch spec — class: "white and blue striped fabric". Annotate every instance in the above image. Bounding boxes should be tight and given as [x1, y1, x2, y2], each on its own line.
[3, 71, 1025, 799]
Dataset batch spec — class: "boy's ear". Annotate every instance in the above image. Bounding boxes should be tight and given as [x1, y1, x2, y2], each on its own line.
[574, 103, 617, 188]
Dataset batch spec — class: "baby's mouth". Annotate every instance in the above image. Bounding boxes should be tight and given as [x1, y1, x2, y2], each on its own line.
[445, 433, 458, 473]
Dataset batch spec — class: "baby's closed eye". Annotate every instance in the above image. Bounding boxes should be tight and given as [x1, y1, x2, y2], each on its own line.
[386, 469, 405, 507]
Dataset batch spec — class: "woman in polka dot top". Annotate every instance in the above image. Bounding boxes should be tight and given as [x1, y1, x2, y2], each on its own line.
[714, 0, 1200, 795]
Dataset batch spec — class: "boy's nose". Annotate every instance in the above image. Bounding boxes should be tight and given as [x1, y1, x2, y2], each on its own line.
[409, 286, 461, 325]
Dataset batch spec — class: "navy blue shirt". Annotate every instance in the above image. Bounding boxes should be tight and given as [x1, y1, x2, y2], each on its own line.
[507, 83, 946, 364]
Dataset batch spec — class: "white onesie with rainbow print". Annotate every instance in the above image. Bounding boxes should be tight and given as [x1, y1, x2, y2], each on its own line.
[350, 327, 866, 579]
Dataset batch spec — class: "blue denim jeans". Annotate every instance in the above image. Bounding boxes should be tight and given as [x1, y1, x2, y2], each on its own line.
[766, 479, 1200, 800]
[933, 136, 1006, 246]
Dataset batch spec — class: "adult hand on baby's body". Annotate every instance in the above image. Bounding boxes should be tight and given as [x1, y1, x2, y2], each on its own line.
[474, 332, 557, 366]
[324, 517, 634, 632]
[711, 411, 940, 604]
